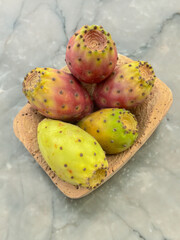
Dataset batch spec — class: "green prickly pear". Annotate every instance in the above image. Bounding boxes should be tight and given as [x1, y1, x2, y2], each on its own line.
[66, 25, 118, 84]
[77, 108, 138, 154]
[94, 61, 156, 108]
[37, 119, 108, 189]
[23, 68, 93, 122]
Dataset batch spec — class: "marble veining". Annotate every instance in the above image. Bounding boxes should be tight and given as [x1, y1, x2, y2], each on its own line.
[0, 0, 180, 239]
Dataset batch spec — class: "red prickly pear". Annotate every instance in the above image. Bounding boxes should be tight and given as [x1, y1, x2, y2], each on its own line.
[94, 61, 156, 109]
[23, 68, 93, 122]
[66, 25, 118, 84]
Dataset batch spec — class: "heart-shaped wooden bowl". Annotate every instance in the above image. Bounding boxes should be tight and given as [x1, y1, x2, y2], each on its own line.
[13, 54, 173, 199]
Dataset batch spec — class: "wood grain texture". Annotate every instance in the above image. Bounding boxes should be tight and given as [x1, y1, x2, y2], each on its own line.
[13, 54, 173, 199]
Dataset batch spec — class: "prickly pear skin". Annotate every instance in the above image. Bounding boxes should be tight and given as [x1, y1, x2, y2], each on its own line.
[94, 61, 156, 109]
[37, 119, 108, 189]
[66, 25, 118, 84]
[23, 68, 93, 122]
[77, 108, 138, 154]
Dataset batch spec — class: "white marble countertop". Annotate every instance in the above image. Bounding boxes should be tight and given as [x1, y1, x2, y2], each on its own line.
[0, 0, 180, 239]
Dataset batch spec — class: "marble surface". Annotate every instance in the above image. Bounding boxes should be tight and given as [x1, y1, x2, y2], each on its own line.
[0, 0, 180, 239]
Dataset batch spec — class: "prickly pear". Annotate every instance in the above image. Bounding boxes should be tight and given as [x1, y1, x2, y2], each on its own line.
[66, 25, 118, 84]
[23, 68, 93, 122]
[77, 108, 138, 154]
[37, 119, 108, 189]
[94, 61, 156, 108]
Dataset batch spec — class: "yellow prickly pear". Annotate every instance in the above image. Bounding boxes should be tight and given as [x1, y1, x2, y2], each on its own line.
[37, 119, 108, 189]
[77, 108, 138, 154]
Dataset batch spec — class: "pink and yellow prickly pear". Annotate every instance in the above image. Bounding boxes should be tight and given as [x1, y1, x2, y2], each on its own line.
[38, 119, 108, 189]
[94, 61, 156, 108]
[23, 68, 93, 122]
[77, 108, 138, 154]
[66, 25, 118, 84]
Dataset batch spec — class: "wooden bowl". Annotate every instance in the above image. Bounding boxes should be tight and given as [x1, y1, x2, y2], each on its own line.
[13, 54, 173, 199]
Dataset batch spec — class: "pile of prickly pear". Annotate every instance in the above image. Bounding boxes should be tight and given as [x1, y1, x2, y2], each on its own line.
[22, 25, 156, 189]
